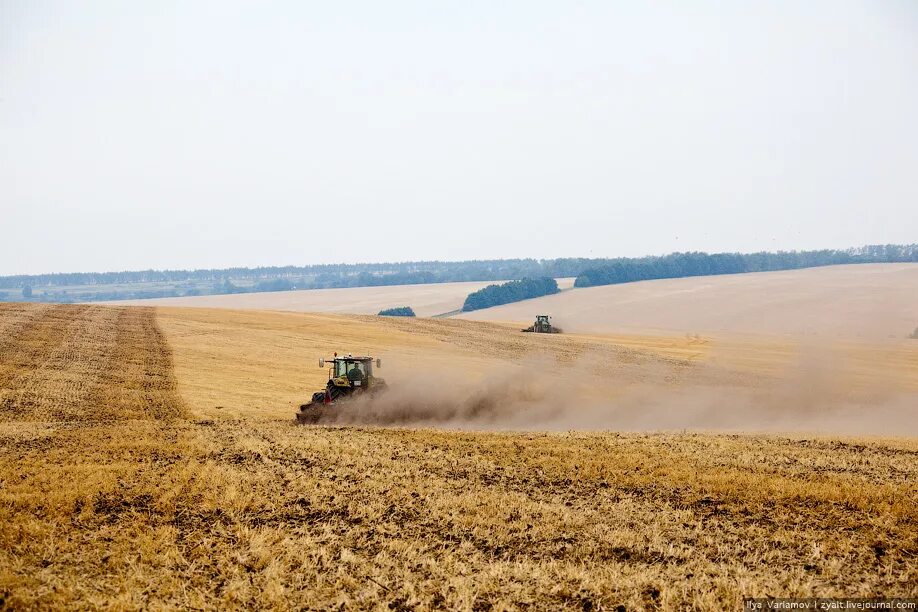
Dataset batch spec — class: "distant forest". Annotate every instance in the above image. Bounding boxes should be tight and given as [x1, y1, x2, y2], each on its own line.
[573, 244, 918, 288]
[462, 278, 560, 312]
[0, 259, 591, 303]
[0, 244, 914, 304]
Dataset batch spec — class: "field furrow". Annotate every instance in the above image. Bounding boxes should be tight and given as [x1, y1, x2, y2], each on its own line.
[0, 303, 52, 350]
[0, 304, 185, 422]
[0, 305, 93, 395]
[3, 306, 123, 421]
[100, 307, 185, 420]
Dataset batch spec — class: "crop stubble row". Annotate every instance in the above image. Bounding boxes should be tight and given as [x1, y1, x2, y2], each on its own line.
[0, 303, 185, 422]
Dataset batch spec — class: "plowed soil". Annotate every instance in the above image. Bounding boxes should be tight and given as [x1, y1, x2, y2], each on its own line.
[0, 303, 185, 421]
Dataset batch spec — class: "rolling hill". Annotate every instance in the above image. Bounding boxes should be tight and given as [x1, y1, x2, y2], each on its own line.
[457, 263, 918, 340]
[109, 278, 576, 317]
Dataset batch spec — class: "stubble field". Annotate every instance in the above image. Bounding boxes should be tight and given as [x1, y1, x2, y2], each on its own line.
[1, 302, 917, 610]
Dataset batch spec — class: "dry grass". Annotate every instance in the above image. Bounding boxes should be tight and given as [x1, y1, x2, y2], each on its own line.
[1, 303, 917, 610]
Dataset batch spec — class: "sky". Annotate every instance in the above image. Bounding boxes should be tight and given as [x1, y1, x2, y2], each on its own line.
[1, 1, 917, 275]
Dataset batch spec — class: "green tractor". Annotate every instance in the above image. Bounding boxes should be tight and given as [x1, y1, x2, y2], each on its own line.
[296, 353, 386, 424]
[522, 315, 561, 334]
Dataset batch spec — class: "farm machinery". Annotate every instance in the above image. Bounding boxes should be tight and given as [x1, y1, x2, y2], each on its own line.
[522, 315, 561, 334]
[296, 353, 386, 424]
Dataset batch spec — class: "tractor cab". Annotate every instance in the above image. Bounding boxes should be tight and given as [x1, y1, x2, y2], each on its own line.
[323, 354, 380, 388]
[319, 353, 384, 392]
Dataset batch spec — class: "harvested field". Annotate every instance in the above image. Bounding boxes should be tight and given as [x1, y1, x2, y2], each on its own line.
[108, 278, 577, 318]
[0, 303, 185, 422]
[3, 420, 917, 609]
[156, 307, 918, 434]
[1, 303, 916, 609]
[458, 264, 918, 340]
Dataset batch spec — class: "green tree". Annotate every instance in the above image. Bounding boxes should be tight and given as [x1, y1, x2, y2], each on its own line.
[22, 285, 32, 299]
[378, 306, 416, 317]
[462, 278, 560, 312]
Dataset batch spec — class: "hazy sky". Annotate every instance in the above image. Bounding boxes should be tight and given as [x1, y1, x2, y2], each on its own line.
[2, 1, 917, 275]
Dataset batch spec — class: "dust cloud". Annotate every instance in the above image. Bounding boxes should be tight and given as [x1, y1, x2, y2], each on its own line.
[321, 349, 918, 436]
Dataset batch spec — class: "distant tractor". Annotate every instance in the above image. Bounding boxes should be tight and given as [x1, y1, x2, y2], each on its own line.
[522, 315, 561, 334]
[296, 353, 386, 424]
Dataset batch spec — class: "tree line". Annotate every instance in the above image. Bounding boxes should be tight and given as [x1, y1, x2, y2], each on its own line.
[573, 244, 918, 288]
[0, 258, 611, 303]
[1, 244, 914, 303]
[0, 259, 562, 290]
[462, 278, 560, 312]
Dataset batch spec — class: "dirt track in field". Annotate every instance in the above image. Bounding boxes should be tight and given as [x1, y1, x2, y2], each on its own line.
[0, 303, 185, 422]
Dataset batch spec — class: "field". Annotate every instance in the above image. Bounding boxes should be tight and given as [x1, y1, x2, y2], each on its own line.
[1, 296, 917, 609]
[458, 264, 918, 340]
[110, 278, 577, 318]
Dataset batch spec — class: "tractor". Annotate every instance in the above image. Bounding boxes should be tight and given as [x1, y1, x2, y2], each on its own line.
[522, 315, 561, 334]
[296, 353, 386, 424]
